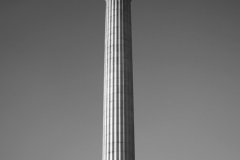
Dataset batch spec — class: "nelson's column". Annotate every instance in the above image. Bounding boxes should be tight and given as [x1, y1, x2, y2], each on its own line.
[102, 0, 135, 160]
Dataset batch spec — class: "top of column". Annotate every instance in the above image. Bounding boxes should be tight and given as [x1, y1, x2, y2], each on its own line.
[105, 0, 132, 1]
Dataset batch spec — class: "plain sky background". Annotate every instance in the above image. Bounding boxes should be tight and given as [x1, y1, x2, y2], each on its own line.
[1, 0, 240, 160]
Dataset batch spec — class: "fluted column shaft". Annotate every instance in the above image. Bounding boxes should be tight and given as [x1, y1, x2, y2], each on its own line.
[103, 0, 134, 160]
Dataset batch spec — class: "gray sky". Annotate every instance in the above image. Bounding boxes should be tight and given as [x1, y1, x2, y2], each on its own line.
[1, 0, 240, 160]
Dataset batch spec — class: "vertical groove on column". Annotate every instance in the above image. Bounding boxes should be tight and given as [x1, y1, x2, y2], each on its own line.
[124, 1, 128, 159]
[118, 0, 121, 157]
[111, 0, 113, 159]
[116, 0, 120, 159]
[110, 0, 113, 160]
[108, 0, 111, 159]
[107, 1, 110, 160]
[127, 2, 130, 159]
[113, 0, 115, 159]
[120, 1, 124, 159]
[113, 1, 117, 159]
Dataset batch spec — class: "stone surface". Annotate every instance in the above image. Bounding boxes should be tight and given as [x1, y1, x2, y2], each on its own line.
[102, 0, 135, 160]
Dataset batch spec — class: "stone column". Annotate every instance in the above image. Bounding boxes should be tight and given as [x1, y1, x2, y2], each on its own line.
[102, 0, 135, 160]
